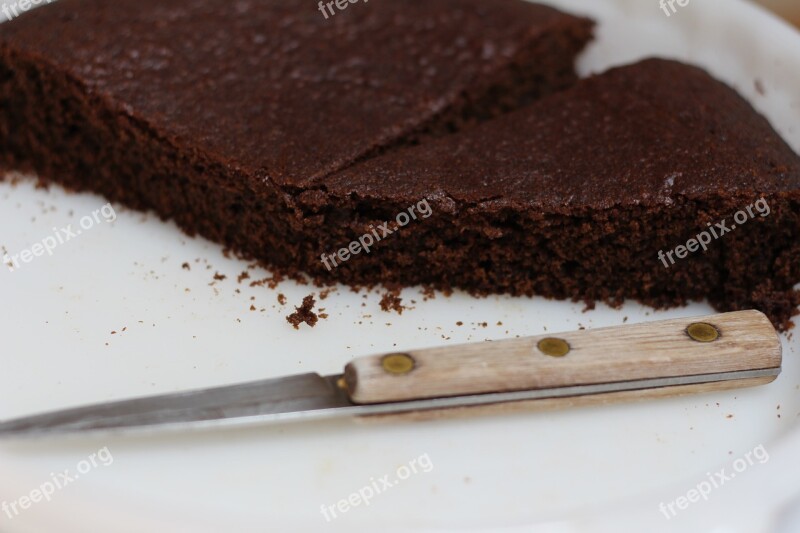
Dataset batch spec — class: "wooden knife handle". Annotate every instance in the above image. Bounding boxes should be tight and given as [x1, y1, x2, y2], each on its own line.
[343, 310, 781, 405]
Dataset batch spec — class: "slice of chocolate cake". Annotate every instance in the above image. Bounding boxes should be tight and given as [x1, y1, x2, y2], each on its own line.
[315, 59, 800, 329]
[0, 0, 592, 194]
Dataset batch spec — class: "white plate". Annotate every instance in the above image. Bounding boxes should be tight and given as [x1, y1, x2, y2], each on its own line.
[1, 0, 799, 531]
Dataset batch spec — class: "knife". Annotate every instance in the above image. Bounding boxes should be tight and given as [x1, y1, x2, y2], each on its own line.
[0, 310, 782, 437]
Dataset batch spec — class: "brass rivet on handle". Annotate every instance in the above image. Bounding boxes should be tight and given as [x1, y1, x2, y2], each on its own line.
[537, 337, 570, 357]
[381, 353, 416, 375]
[687, 322, 720, 343]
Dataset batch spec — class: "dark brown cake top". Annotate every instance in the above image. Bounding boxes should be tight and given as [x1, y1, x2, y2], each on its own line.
[326, 59, 800, 211]
[0, 0, 585, 187]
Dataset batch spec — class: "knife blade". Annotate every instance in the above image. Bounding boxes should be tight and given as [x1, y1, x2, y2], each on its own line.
[0, 310, 782, 437]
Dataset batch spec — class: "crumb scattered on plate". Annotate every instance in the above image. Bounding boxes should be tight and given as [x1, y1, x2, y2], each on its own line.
[379, 290, 405, 314]
[286, 295, 319, 329]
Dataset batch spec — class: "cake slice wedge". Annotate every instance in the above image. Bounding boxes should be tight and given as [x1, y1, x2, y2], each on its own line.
[0, 0, 593, 293]
[313, 59, 800, 329]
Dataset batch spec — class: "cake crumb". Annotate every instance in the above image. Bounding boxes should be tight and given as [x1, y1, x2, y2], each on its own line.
[277, 293, 287, 305]
[250, 305, 256, 311]
[213, 272, 226, 281]
[379, 291, 405, 314]
[181, 262, 191, 271]
[237, 271, 251, 283]
[250, 275, 280, 289]
[286, 295, 319, 329]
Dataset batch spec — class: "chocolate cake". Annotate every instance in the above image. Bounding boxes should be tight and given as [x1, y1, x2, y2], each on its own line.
[321, 59, 800, 329]
[1, 1, 798, 329]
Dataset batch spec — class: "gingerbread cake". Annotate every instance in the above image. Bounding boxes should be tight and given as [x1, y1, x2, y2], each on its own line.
[2, 2, 799, 328]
